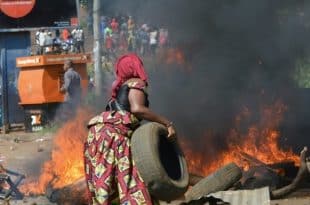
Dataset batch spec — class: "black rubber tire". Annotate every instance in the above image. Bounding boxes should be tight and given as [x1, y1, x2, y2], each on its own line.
[184, 162, 242, 201]
[131, 122, 189, 201]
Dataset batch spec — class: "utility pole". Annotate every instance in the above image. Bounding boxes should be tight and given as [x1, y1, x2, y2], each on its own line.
[93, 0, 102, 96]
[75, 0, 80, 25]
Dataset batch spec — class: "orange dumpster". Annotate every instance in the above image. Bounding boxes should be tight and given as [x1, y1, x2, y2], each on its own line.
[16, 53, 90, 105]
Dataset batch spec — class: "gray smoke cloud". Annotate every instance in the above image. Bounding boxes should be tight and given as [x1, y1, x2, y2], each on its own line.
[100, 0, 310, 154]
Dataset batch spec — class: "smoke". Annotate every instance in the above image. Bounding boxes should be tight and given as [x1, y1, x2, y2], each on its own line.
[100, 0, 310, 152]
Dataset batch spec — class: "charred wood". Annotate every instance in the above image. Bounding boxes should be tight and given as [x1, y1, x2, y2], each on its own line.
[45, 178, 88, 205]
[239, 152, 275, 173]
[239, 152, 285, 190]
[271, 147, 310, 199]
[180, 196, 229, 205]
[242, 166, 283, 190]
[267, 161, 295, 170]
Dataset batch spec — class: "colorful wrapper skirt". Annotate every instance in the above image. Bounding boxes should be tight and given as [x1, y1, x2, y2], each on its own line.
[84, 110, 152, 205]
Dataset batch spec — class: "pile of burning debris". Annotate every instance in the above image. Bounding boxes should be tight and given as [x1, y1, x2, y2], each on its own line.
[185, 147, 310, 205]
[15, 146, 309, 205]
[39, 146, 310, 205]
[1, 108, 310, 205]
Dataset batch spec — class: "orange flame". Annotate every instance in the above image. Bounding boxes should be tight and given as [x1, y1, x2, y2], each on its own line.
[184, 100, 299, 176]
[164, 48, 186, 65]
[158, 47, 192, 71]
[21, 108, 93, 195]
[21, 99, 299, 195]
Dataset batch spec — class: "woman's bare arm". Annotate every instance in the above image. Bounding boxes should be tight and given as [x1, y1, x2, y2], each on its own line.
[128, 88, 176, 138]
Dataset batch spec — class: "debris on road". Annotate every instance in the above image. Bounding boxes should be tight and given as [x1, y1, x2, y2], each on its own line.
[0, 164, 25, 201]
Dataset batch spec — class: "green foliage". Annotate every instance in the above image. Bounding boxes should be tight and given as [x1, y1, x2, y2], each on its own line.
[87, 63, 94, 78]
[102, 61, 114, 73]
[79, 19, 87, 30]
[294, 58, 310, 88]
[79, 0, 88, 7]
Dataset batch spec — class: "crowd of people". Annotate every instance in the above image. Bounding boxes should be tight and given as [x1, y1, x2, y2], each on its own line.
[35, 27, 85, 55]
[99, 15, 169, 60]
[33, 15, 169, 63]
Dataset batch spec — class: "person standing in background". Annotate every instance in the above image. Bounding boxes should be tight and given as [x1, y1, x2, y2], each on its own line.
[38, 29, 46, 55]
[111, 18, 119, 33]
[72, 27, 85, 53]
[128, 16, 135, 31]
[43, 31, 54, 54]
[62, 28, 70, 42]
[149, 27, 158, 56]
[100, 16, 107, 40]
[60, 60, 81, 120]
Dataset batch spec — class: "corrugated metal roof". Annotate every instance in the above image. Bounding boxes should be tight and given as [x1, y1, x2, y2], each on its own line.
[209, 187, 270, 205]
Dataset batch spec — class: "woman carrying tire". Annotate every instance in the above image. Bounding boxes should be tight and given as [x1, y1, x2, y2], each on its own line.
[84, 53, 176, 205]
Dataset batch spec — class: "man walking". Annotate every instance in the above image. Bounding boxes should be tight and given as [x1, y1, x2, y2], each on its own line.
[60, 60, 81, 120]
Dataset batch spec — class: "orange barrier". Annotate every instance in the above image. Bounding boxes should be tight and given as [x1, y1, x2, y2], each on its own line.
[16, 54, 91, 105]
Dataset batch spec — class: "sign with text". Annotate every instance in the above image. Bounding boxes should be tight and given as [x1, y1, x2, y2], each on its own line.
[0, 0, 77, 29]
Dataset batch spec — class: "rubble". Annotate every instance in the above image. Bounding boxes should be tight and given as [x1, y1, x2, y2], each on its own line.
[45, 177, 88, 205]
[270, 147, 310, 199]
[0, 164, 25, 200]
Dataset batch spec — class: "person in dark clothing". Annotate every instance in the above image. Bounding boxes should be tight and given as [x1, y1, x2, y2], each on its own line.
[60, 60, 81, 120]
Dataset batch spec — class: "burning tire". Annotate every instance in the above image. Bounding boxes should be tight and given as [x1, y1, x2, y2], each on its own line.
[46, 178, 88, 205]
[185, 162, 242, 201]
[131, 122, 189, 201]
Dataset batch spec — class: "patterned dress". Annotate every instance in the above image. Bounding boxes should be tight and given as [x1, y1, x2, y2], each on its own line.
[84, 81, 152, 205]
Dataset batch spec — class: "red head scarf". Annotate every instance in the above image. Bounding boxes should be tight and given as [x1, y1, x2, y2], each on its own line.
[111, 54, 148, 98]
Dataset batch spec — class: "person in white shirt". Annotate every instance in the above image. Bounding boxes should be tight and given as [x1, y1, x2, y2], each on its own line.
[149, 27, 158, 56]
[44, 31, 54, 54]
[38, 30, 46, 54]
[71, 27, 85, 53]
